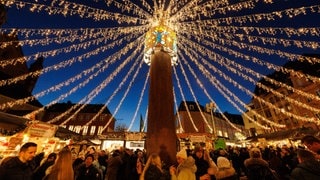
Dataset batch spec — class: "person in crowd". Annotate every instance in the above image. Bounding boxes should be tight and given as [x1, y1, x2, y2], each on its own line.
[43, 147, 74, 180]
[73, 155, 85, 171]
[71, 147, 78, 161]
[135, 150, 146, 179]
[88, 146, 97, 156]
[229, 147, 242, 179]
[215, 156, 237, 180]
[244, 147, 278, 180]
[33, 152, 57, 180]
[169, 148, 197, 180]
[106, 149, 123, 180]
[117, 148, 134, 180]
[278, 146, 294, 180]
[78, 144, 88, 158]
[301, 135, 320, 159]
[97, 150, 108, 179]
[238, 147, 249, 177]
[290, 149, 320, 180]
[75, 153, 101, 180]
[192, 146, 217, 180]
[0, 142, 37, 180]
[33, 152, 45, 169]
[140, 153, 170, 180]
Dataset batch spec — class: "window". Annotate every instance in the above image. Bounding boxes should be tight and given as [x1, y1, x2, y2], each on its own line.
[98, 126, 104, 134]
[265, 110, 272, 118]
[218, 130, 222, 137]
[74, 126, 81, 133]
[189, 105, 195, 110]
[224, 132, 228, 138]
[83, 126, 88, 135]
[253, 115, 257, 121]
[100, 115, 105, 121]
[68, 125, 74, 131]
[90, 126, 96, 135]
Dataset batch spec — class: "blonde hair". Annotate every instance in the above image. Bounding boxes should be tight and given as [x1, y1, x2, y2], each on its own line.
[46, 147, 74, 180]
[139, 153, 162, 180]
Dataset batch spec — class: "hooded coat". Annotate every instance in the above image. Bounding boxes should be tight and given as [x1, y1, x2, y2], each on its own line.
[171, 156, 197, 180]
[290, 159, 320, 180]
[244, 157, 277, 180]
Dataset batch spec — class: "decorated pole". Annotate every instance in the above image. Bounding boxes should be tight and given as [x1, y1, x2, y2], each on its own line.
[144, 17, 178, 167]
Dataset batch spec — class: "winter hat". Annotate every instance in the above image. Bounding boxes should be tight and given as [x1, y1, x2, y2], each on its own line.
[249, 147, 262, 158]
[217, 156, 231, 168]
[176, 148, 188, 159]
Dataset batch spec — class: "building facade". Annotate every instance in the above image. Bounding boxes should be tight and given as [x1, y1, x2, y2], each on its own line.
[243, 54, 320, 137]
[176, 101, 249, 148]
[41, 102, 116, 138]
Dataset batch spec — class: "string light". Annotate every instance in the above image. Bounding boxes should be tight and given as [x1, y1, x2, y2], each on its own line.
[180, 35, 320, 114]
[180, 38, 319, 125]
[173, 88, 184, 133]
[178, 51, 243, 132]
[4, 0, 148, 24]
[173, 66, 198, 132]
[127, 71, 149, 131]
[85, 52, 144, 130]
[1, 0, 319, 133]
[178, 44, 272, 130]
[52, 39, 144, 125]
[177, 54, 213, 133]
[101, 52, 145, 132]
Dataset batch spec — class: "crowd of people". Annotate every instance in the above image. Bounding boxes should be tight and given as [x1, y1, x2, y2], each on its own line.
[0, 135, 320, 180]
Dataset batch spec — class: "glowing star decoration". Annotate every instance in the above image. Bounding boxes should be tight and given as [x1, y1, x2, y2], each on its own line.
[144, 21, 177, 66]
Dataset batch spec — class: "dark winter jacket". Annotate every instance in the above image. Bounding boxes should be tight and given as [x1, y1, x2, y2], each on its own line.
[193, 155, 215, 180]
[244, 157, 278, 180]
[290, 159, 320, 180]
[144, 164, 170, 180]
[32, 160, 55, 180]
[0, 156, 35, 180]
[76, 164, 101, 180]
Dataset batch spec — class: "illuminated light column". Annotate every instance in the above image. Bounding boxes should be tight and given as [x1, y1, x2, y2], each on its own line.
[144, 21, 178, 166]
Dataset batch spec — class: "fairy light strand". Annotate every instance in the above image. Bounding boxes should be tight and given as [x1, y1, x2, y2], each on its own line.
[173, 65, 199, 132]
[173, 87, 184, 133]
[127, 71, 150, 131]
[177, 53, 213, 133]
[100, 53, 145, 132]
[52, 38, 144, 125]
[179, 46, 270, 129]
[83, 52, 144, 130]
[178, 50, 243, 132]
[181, 37, 319, 125]
[179, 40, 284, 128]
[3, 0, 148, 24]
[0, 32, 142, 87]
[27, 36, 144, 120]
[179, 33, 320, 112]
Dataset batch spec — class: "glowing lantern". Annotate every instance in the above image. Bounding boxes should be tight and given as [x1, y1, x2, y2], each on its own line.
[144, 21, 177, 66]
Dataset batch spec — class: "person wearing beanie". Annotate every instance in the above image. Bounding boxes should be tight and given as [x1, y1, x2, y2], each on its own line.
[170, 148, 197, 180]
[215, 156, 237, 180]
[244, 148, 278, 180]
